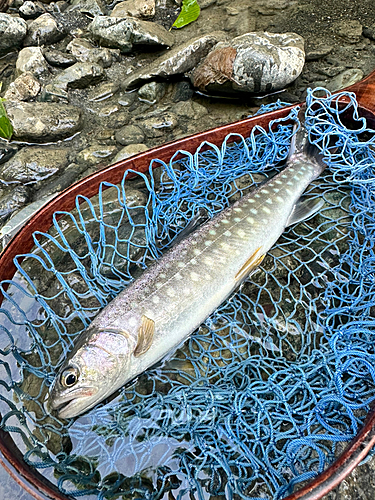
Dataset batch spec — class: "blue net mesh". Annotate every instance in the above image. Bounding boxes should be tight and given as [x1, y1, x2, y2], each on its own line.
[1, 88, 375, 500]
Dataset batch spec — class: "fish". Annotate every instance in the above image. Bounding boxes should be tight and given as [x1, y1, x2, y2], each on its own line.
[48, 117, 327, 419]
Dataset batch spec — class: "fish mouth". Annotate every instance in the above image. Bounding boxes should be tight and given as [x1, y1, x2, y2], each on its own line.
[47, 387, 98, 419]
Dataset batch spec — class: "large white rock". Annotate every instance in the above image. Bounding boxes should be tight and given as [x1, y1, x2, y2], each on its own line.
[191, 31, 305, 94]
[0, 14, 27, 54]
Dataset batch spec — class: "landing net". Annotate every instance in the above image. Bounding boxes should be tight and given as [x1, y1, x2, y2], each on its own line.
[0, 88, 374, 500]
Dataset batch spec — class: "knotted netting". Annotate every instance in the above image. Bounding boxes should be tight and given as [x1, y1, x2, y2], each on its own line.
[0, 87, 375, 500]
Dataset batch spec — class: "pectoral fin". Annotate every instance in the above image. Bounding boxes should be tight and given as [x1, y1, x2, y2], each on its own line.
[235, 247, 265, 282]
[134, 315, 155, 357]
[286, 198, 324, 227]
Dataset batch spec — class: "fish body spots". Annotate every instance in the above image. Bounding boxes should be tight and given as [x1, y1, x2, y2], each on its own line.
[273, 188, 280, 193]
[234, 207, 242, 213]
[234, 217, 241, 223]
[204, 256, 213, 265]
[255, 193, 260, 198]
[193, 248, 201, 256]
[248, 198, 256, 203]
[209, 229, 217, 236]
[250, 208, 258, 214]
[177, 262, 185, 268]
[275, 180, 282, 185]
[221, 219, 229, 224]
[175, 273, 183, 281]
[166, 288, 175, 298]
[190, 272, 200, 282]
[276, 196, 283, 202]
[237, 229, 246, 238]
[247, 217, 254, 224]
[266, 198, 273, 204]
[224, 230, 232, 237]
[262, 189, 269, 194]
[205, 240, 213, 246]
[263, 207, 271, 214]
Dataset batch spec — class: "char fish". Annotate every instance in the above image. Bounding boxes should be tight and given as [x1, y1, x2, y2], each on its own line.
[48, 119, 326, 418]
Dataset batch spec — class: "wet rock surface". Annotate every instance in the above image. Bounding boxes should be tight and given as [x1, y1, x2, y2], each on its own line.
[4, 102, 82, 141]
[0, 0, 374, 498]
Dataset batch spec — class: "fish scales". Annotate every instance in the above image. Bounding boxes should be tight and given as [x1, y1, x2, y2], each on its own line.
[48, 125, 326, 418]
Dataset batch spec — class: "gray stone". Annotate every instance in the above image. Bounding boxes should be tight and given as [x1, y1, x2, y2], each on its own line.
[363, 24, 375, 41]
[0, 185, 29, 222]
[122, 31, 226, 89]
[325, 68, 364, 93]
[66, 38, 119, 68]
[110, 0, 155, 19]
[67, 0, 105, 16]
[88, 82, 120, 101]
[115, 124, 144, 145]
[89, 15, 174, 53]
[19, 1, 46, 19]
[4, 102, 82, 142]
[23, 13, 66, 46]
[305, 45, 333, 61]
[42, 83, 69, 101]
[0, 147, 69, 184]
[0, 14, 27, 54]
[191, 32, 305, 93]
[172, 100, 208, 119]
[139, 112, 178, 138]
[52, 62, 105, 90]
[4, 72, 41, 101]
[0, 145, 18, 166]
[172, 80, 194, 102]
[43, 49, 77, 67]
[75, 143, 118, 166]
[112, 143, 148, 162]
[138, 81, 166, 103]
[333, 20, 363, 44]
[16, 47, 50, 77]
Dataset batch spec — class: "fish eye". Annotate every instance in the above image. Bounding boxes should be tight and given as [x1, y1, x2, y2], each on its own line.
[61, 367, 79, 388]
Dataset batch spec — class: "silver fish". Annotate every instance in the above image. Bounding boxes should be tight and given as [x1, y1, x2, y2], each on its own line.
[48, 122, 326, 418]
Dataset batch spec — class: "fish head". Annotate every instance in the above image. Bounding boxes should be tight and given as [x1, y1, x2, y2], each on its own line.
[47, 328, 133, 419]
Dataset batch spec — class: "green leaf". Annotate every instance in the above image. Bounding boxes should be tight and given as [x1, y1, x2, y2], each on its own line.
[172, 0, 200, 29]
[0, 99, 13, 141]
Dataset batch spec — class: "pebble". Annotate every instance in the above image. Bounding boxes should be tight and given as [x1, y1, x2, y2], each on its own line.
[4, 102, 83, 142]
[4, 72, 41, 101]
[88, 82, 120, 102]
[0, 14, 27, 54]
[19, 1, 46, 19]
[112, 143, 148, 162]
[140, 112, 178, 138]
[0, 185, 29, 222]
[23, 13, 66, 46]
[138, 81, 166, 103]
[122, 31, 227, 89]
[0, 145, 18, 166]
[0, 147, 69, 184]
[75, 143, 118, 166]
[363, 24, 375, 41]
[332, 20, 363, 44]
[43, 49, 77, 67]
[110, 0, 155, 19]
[51, 62, 105, 90]
[172, 100, 208, 119]
[66, 38, 119, 68]
[67, 0, 105, 16]
[305, 45, 333, 61]
[16, 47, 50, 77]
[324, 68, 364, 92]
[115, 124, 145, 145]
[89, 16, 174, 53]
[191, 32, 305, 93]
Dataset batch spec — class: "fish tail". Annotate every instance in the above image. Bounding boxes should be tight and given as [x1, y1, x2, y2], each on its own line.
[288, 106, 327, 176]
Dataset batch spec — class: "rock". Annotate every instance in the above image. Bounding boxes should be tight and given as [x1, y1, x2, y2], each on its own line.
[172, 80, 194, 102]
[66, 38, 119, 68]
[4, 72, 41, 101]
[325, 68, 364, 92]
[251, 0, 291, 15]
[67, 0, 105, 16]
[110, 0, 155, 19]
[52, 62, 104, 90]
[138, 81, 166, 103]
[88, 82, 120, 101]
[115, 124, 144, 145]
[89, 16, 174, 53]
[0, 145, 18, 166]
[191, 32, 305, 93]
[0, 147, 69, 184]
[122, 31, 226, 89]
[0, 185, 29, 222]
[23, 13, 66, 46]
[305, 45, 333, 61]
[19, 1, 46, 19]
[333, 20, 363, 44]
[43, 49, 77, 67]
[139, 112, 178, 138]
[42, 83, 69, 101]
[0, 14, 27, 54]
[75, 143, 118, 166]
[172, 100, 208, 119]
[4, 102, 82, 141]
[363, 24, 375, 41]
[112, 143, 148, 162]
[16, 47, 50, 77]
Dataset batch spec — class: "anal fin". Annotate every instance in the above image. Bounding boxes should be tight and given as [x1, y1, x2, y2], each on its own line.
[287, 197, 324, 227]
[134, 315, 155, 357]
[235, 247, 265, 282]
